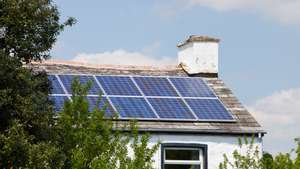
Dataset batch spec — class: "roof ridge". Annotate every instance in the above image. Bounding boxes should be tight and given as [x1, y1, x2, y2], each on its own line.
[31, 59, 180, 71]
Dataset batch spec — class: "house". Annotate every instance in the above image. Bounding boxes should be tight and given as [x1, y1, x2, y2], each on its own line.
[33, 35, 265, 169]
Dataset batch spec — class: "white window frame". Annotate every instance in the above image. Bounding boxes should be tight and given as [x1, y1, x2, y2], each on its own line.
[161, 143, 207, 169]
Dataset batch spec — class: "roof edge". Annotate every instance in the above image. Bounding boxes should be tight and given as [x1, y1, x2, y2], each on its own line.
[124, 128, 266, 135]
[30, 59, 180, 71]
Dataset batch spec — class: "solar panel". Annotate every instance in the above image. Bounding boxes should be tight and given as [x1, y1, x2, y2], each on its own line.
[49, 96, 69, 112]
[87, 96, 115, 116]
[48, 74, 235, 122]
[170, 78, 215, 97]
[59, 75, 102, 95]
[109, 97, 157, 118]
[96, 76, 141, 96]
[148, 98, 196, 119]
[133, 77, 178, 96]
[48, 75, 65, 94]
[185, 99, 233, 120]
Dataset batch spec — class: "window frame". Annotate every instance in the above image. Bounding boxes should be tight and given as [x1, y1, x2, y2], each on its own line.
[161, 143, 208, 169]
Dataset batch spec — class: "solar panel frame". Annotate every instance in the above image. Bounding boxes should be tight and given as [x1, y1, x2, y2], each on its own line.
[147, 98, 196, 120]
[109, 97, 158, 119]
[48, 75, 66, 94]
[129, 76, 160, 119]
[185, 98, 234, 121]
[169, 77, 216, 98]
[58, 75, 103, 95]
[92, 75, 118, 114]
[166, 77, 199, 119]
[86, 96, 115, 116]
[133, 76, 178, 97]
[96, 76, 142, 96]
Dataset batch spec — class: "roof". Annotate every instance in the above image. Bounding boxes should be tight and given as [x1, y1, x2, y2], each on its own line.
[29, 60, 264, 135]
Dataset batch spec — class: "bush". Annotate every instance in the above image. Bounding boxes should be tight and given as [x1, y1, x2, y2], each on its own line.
[219, 137, 300, 169]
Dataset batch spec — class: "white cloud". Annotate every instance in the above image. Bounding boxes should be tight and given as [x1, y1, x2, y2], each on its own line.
[154, 0, 190, 19]
[188, 0, 254, 11]
[71, 49, 176, 67]
[162, 0, 300, 25]
[142, 41, 162, 56]
[248, 87, 300, 154]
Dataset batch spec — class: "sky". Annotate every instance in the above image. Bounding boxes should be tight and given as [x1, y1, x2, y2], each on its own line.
[52, 0, 300, 155]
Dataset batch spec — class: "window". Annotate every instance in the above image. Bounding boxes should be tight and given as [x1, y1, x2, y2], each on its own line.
[161, 143, 207, 169]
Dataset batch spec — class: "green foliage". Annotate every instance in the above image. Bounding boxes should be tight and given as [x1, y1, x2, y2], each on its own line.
[125, 125, 159, 169]
[0, 0, 76, 63]
[295, 139, 300, 169]
[272, 153, 293, 169]
[0, 0, 75, 140]
[0, 121, 64, 169]
[219, 136, 262, 169]
[0, 52, 54, 140]
[262, 152, 273, 169]
[54, 78, 159, 169]
[219, 137, 300, 169]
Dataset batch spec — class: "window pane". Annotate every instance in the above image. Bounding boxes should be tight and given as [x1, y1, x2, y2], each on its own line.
[165, 149, 200, 160]
[165, 164, 200, 169]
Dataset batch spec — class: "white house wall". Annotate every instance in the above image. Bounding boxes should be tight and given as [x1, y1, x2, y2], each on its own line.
[138, 133, 263, 169]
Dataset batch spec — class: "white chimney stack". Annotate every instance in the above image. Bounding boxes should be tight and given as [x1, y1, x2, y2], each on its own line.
[177, 35, 220, 75]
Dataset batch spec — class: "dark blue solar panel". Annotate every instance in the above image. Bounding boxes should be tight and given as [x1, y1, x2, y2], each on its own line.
[49, 96, 69, 112]
[133, 77, 178, 96]
[87, 96, 114, 116]
[109, 97, 156, 118]
[59, 75, 102, 95]
[148, 98, 195, 119]
[185, 99, 233, 120]
[96, 76, 141, 96]
[48, 75, 65, 94]
[49, 75, 234, 121]
[170, 78, 215, 97]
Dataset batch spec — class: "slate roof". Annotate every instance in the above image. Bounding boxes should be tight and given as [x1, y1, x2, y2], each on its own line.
[29, 60, 264, 135]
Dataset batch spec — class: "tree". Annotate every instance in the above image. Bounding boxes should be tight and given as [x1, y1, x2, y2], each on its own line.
[0, 52, 54, 140]
[219, 136, 262, 169]
[0, 0, 75, 167]
[219, 138, 300, 169]
[272, 153, 293, 169]
[54, 78, 159, 169]
[0, 120, 64, 169]
[262, 152, 274, 169]
[0, 0, 75, 63]
[293, 139, 300, 169]
[0, 0, 75, 139]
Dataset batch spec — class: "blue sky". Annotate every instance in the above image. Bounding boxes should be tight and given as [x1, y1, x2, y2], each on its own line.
[52, 0, 300, 155]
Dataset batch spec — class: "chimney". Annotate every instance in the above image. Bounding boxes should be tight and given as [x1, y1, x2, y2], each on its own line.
[177, 35, 220, 77]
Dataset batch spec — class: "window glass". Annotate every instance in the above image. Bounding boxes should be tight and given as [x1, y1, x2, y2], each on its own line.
[165, 149, 200, 160]
[165, 164, 201, 169]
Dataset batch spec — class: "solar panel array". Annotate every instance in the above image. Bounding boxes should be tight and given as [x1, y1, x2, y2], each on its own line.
[49, 75, 234, 121]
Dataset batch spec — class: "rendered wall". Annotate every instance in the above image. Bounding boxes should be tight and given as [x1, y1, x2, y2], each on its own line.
[178, 41, 219, 74]
[141, 133, 263, 169]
